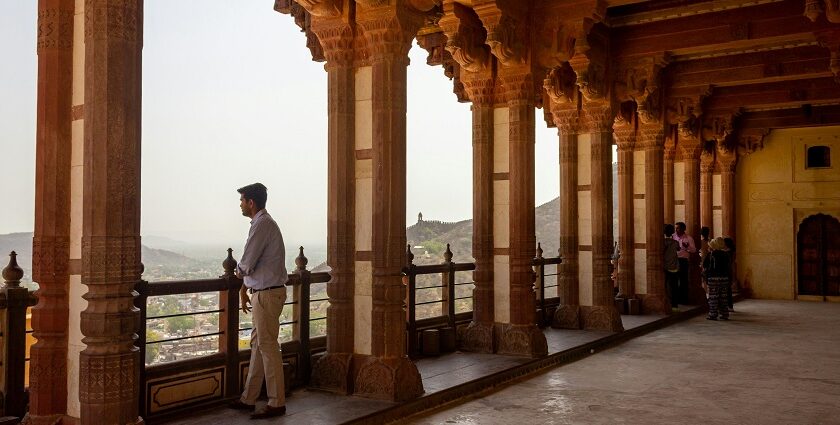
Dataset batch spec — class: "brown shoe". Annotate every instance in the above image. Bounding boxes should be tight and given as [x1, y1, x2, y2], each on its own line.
[228, 400, 255, 411]
[251, 405, 286, 419]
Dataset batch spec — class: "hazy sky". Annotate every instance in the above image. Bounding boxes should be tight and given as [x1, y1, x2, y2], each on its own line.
[1, 1, 561, 249]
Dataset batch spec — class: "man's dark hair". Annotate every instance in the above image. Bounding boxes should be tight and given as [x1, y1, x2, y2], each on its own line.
[238, 183, 268, 210]
[664, 223, 675, 237]
[675, 222, 687, 231]
[701, 226, 710, 239]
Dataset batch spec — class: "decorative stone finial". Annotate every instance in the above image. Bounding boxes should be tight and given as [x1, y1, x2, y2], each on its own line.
[222, 248, 237, 277]
[296, 246, 308, 271]
[3, 251, 24, 288]
[406, 244, 414, 265]
[536, 242, 543, 259]
[443, 244, 453, 263]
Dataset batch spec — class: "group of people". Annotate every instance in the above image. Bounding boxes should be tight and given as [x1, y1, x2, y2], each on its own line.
[664, 222, 736, 320]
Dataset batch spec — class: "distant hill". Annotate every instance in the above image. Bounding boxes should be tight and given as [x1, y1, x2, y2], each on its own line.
[406, 196, 563, 265]
[0, 232, 217, 283]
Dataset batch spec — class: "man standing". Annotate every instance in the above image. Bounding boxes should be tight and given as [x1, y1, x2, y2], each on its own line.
[229, 183, 288, 418]
[672, 222, 696, 307]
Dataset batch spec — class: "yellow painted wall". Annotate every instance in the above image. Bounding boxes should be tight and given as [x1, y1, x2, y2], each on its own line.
[736, 126, 840, 300]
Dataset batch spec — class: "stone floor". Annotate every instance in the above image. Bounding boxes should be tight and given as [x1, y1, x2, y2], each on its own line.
[167, 309, 674, 424]
[407, 300, 840, 425]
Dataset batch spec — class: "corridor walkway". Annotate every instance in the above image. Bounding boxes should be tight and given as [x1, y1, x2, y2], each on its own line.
[406, 300, 840, 425]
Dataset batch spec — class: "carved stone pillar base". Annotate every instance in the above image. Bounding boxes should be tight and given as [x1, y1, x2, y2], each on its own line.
[494, 324, 548, 358]
[552, 304, 581, 329]
[353, 356, 423, 402]
[457, 321, 494, 353]
[310, 352, 353, 395]
[640, 294, 671, 315]
[581, 306, 624, 332]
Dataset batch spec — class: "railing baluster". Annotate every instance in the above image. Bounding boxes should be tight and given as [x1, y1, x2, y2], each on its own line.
[2, 251, 30, 418]
[536, 243, 546, 328]
[405, 245, 417, 358]
[221, 248, 241, 398]
[445, 244, 456, 330]
[135, 262, 148, 414]
[295, 247, 311, 385]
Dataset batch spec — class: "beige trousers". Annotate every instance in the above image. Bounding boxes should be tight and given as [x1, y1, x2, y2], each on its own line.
[240, 286, 286, 407]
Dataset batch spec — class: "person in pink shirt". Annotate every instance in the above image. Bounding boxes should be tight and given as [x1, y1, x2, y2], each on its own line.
[672, 222, 696, 307]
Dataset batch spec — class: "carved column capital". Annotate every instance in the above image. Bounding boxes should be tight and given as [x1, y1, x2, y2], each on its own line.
[462, 74, 496, 106]
[637, 121, 665, 150]
[613, 114, 635, 151]
[313, 22, 355, 69]
[552, 107, 581, 135]
[358, 7, 424, 63]
[500, 70, 534, 104]
[580, 102, 613, 133]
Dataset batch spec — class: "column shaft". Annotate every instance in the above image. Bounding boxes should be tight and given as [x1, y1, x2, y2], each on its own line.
[614, 128, 635, 301]
[581, 105, 623, 331]
[664, 146, 675, 225]
[721, 168, 736, 238]
[353, 12, 423, 401]
[683, 147, 701, 241]
[311, 23, 356, 392]
[460, 91, 495, 352]
[640, 124, 670, 314]
[700, 151, 715, 235]
[79, 1, 143, 423]
[553, 110, 580, 329]
[30, 0, 74, 420]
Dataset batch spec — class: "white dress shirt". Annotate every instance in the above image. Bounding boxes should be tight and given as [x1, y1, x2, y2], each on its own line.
[237, 209, 288, 290]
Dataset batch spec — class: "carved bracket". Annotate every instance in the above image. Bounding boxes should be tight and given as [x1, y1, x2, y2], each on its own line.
[737, 128, 771, 156]
[805, 0, 840, 23]
[439, 2, 490, 73]
[474, 0, 530, 66]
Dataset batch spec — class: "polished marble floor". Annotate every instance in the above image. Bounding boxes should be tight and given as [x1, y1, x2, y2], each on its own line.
[167, 309, 673, 424]
[407, 300, 840, 425]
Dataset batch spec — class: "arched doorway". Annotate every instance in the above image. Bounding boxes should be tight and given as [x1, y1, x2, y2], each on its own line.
[798, 214, 840, 299]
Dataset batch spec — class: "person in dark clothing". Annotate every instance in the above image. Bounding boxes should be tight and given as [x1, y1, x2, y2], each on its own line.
[673, 222, 696, 305]
[724, 237, 736, 311]
[664, 224, 681, 310]
[703, 237, 731, 320]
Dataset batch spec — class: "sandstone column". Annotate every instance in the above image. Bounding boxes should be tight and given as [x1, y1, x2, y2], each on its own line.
[79, 1, 143, 423]
[354, 6, 423, 400]
[310, 22, 356, 394]
[461, 74, 496, 352]
[552, 106, 581, 329]
[495, 70, 547, 356]
[717, 145, 737, 238]
[440, 0, 497, 353]
[580, 103, 624, 331]
[679, 124, 702, 242]
[638, 119, 670, 314]
[664, 138, 676, 225]
[613, 116, 636, 303]
[29, 0, 74, 422]
[700, 150, 715, 235]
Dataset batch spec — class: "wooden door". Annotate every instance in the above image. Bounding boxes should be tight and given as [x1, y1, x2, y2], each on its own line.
[798, 214, 840, 298]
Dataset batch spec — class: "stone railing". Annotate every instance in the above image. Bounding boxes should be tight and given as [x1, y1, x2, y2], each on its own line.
[135, 247, 328, 422]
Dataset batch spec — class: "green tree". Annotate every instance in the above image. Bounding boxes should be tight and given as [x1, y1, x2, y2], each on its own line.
[166, 315, 196, 334]
[146, 329, 162, 363]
